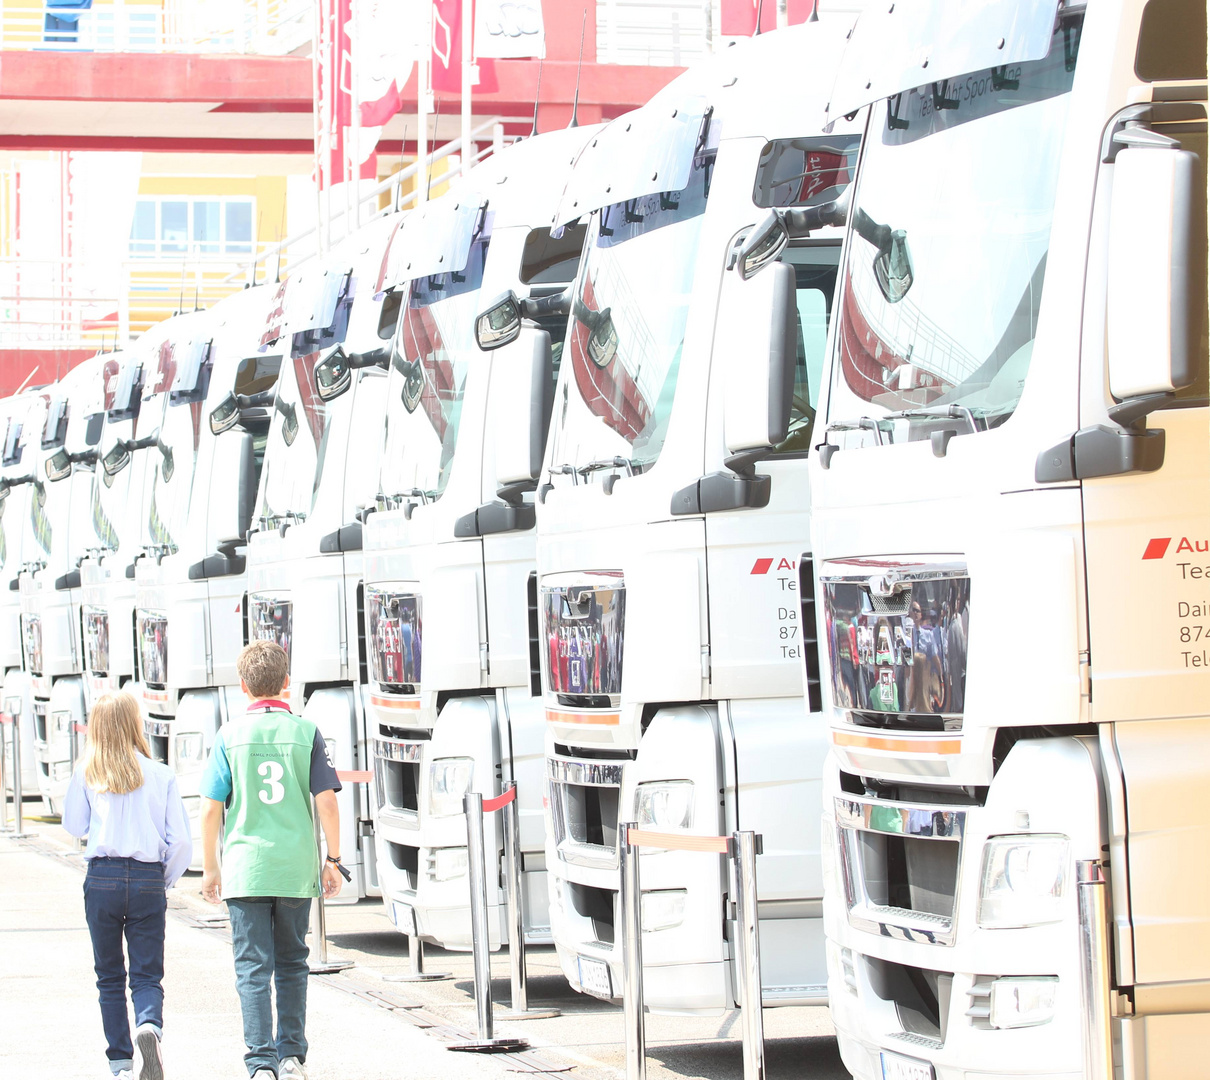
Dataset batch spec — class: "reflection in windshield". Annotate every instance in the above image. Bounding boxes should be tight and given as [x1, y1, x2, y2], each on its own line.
[550, 148, 713, 473]
[258, 288, 353, 523]
[830, 13, 1081, 430]
[379, 227, 489, 503]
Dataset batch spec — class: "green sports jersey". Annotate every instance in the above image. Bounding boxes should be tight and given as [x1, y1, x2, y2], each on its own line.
[200, 705, 340, 899]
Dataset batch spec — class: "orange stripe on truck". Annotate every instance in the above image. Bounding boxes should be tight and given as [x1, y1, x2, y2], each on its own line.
[545, 708, 620, 725]
[370, 695, 420, 710]
[832, 730, 961, 755]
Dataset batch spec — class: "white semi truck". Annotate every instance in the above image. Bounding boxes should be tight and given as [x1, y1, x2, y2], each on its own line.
[78, 347, 159, 713]
[127, 289, 279, 854]
[244, 215, 400, 900]
[16, 357, 107, 814]
[360, 127, 594, 948]
[0, 391, 50, 800]
[532, 20, 862, 1012]
[789, 0, 1209, 1077]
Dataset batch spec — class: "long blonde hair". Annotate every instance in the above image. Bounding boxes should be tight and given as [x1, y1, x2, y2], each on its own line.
[83, 691, 152, 795]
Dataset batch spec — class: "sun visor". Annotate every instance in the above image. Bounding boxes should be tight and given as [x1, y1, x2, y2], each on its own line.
[282, 265, 352, 336]
[384, 196, 486, 290]
[826, 0, 1061, 122]
[552, 96, 710, 228]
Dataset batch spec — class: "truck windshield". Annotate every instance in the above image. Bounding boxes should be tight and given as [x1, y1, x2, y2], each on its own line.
[547, 147, 713, 476]
[378, 226, 490, 504]
[258, 290, 353, 525]
[827, 11, 1082, 438]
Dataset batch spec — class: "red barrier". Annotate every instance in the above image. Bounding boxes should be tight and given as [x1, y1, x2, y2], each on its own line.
[74, 723, 88, 734]
[482, 786, 517, 813]
[336, 770, 373, 783]
[626, 827, 733, 855]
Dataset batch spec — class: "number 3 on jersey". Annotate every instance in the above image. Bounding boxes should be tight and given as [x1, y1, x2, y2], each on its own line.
[258, 760, 285, 805]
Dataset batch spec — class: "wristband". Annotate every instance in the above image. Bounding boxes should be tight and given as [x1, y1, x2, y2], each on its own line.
[325, 854, 352, 883]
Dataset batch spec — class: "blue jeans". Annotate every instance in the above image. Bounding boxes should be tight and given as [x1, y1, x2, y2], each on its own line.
[227, 897, 312, 1077]
[83, 857, 167, 1075]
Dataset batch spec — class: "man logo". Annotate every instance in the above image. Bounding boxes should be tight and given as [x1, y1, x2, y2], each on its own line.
[1142, 538, 1172, 560]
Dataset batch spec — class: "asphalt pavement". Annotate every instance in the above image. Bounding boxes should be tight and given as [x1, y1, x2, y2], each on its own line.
[1, 814, 852, 1080]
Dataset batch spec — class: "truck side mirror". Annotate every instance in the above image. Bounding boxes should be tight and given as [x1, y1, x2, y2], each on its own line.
[476, 291, 522, 351]
[45, 448, 73, 483]
[722, 260, 798, 460]
[314, 346, 353, 402]
[734, 211, 789, 279]
[209, 392, 240, 435]
[493, 327, 554, 492]
[209, 430, 256, 549]
[1107, 146, 1200, 401]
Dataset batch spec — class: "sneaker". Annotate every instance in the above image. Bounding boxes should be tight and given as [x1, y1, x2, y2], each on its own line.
[280, 1059, 308, 1080]
[132, 1024, 163, 1080]
[251, 1071, 277, 1079]
[115, 1072, 133, 1080]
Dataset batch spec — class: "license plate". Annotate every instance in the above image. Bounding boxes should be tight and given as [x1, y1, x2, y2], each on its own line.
[577, 956, 613, 999]
[392, 901, 416, 936]
[880, 1050, 935, 1080]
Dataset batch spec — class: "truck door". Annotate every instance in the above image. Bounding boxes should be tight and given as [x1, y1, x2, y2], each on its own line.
[1078, 96, 1210, 1008]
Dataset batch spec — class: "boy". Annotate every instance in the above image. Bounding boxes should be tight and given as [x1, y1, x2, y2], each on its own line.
[199, 641, 345, 1080]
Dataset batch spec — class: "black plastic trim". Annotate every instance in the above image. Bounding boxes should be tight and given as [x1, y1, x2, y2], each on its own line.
[670, 471, 771, 515]
[319, 522, 363, 553]
[54, 570, 81, 591]
[454, 502, 536, 537]
[187, 553, 247, 580]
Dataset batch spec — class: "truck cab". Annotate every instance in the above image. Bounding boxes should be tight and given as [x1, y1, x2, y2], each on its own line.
[362, 126, 594, 948]
[245, 215, 400, 900]
[18, 357, 106, 814]
[79, 349, 156, 713]
[802, 1, 1209, 1076]
[535, 20, 862, 1013]
[130, 291, 278, 857]
[0, 391, 48, 798]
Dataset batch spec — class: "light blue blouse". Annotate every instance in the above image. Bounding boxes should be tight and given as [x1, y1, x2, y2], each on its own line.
[63, 754, 193, 887]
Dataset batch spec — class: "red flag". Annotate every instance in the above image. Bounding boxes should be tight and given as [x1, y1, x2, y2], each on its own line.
[432, 0, 498, 95]
[719, 0, 776, 35]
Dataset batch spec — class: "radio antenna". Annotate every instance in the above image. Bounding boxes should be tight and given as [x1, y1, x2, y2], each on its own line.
[808, 0, 819, 21]
[569, 11, 585, 128]
[275, 202, 286, 283]
[531, 59, 544, 136]
[178, 263, 186, 317]
[427, 96, 443, 200]
[754, 0, 765, 35]
[194, 284, 200, 312]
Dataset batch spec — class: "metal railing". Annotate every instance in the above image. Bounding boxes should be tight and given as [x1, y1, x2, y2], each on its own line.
[597, 0, 713, 65]
[0, 0, 311, 55]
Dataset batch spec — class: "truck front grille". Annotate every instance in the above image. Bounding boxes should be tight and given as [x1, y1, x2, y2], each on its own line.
[867, 957, 950, 1045]
[548, 757, 624, 866]
[835, 795, 966, 946]
[568, 882, 616, 947]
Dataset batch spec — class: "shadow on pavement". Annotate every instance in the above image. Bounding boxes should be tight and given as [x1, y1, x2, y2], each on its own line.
[648, 1034, 848, 1079]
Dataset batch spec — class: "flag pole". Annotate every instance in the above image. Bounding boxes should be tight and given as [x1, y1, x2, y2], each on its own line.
[417, 3, 431, 204]
[460, 0, 473, 177]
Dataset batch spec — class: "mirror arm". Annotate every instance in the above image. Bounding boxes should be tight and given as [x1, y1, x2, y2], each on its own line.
[1107, 391, 1174, 430]
[519, 288, 572, 320]
[784, 190, 851, 238]
[496, 479, 536, 507]
[851, 207, 893, 254]
[349, 345, 391, 370]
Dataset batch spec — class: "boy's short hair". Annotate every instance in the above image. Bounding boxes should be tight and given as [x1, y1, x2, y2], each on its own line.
[237, 640, 289, 698]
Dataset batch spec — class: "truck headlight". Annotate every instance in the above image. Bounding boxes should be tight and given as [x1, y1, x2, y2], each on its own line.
[641, 889, 687, 932]
[431, 846, 468, 882]
[635, 781, 694, 830]
[428, 757, 473, 818]
[989, 976, 1058, 1029]
[977, 835, 1069, 928]
[174, 732, 205, 769]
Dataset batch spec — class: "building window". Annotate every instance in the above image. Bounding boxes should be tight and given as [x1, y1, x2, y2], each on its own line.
[128, 197, 256, 256]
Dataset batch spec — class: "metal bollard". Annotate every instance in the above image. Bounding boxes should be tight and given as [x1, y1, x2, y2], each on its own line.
[449, 791, 528, 1053]
[308, 796, 352, 974]
[384, 931, 452, 983]
[500, 782, 559, 1019]
[1077, 860, 1114, 1080]
[0, 712, 11, 833]
[733, 831, 766, 1080]
[10, 703, 29, 837]
[619, 822, 646, 1080]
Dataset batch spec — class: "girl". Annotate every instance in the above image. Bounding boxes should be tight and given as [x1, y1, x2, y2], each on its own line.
[64, 691, 192, 1080]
